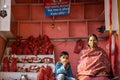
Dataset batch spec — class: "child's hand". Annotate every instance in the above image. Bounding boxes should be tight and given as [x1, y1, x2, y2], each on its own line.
[62, 59, 69, 67]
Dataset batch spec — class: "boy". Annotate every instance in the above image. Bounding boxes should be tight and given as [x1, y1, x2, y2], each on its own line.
[55, 51, 75, 80]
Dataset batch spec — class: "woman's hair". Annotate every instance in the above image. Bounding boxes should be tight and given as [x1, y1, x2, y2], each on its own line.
[60, 51, 69, 57]
[87, 34, 98, 42]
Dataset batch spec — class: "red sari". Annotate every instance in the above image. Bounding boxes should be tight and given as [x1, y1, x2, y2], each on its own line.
[77, 47, 111, 80]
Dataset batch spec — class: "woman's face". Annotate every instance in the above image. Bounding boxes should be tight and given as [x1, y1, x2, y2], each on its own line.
[88, 36, 98, 48]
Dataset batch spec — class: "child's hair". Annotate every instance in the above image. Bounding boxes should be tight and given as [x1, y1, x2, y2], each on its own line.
[60, 51, 69, 57]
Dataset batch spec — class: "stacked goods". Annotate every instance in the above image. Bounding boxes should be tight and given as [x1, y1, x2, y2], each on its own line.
[1, 35, 55, 79]
[9, 35, 54, 55]
[2, 55, 54, 72]
[2, 56, 9, 72]
[37, 65, 54, 80]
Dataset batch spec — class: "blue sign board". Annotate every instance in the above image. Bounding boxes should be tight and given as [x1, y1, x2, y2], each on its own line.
[45, 4, 70, 16]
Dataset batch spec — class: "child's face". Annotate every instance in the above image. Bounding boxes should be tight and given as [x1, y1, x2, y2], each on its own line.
[60, 55, 69, 63]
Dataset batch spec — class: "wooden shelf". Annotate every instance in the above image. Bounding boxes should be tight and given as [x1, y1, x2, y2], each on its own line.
[0, 72, 37, 80]
[12, 1, 104, 6]
[11, 19, 104, 23]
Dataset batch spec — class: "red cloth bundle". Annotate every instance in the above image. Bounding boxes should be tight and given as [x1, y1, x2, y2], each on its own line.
[17, 46, 23, 55]
[3, 56, 9, 72]
[37, 65, 54, 80]
[23, 45, 32, 55]
[9, 36, 22, 54]
[37, 66, 45, 80]
[10, 57, 17, 72]
[45, 65, 54, 80]
[24, 36, 35, 55]
[36, 35, 42, 47]
[9, 35, 54, 55]
[41, 35, 52, 55]
[42, 35, 51, 44]
[41, 44, 47, 54]
[17, 43, 24, 55]
[74, 39, 84, 54]
[33, 46, 39, 56]
[47, 44, 54, 54]
[32, 38, 39, 55]
[9, 46, 17, 55]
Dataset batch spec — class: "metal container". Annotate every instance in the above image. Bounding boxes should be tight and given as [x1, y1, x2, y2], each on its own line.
[20, 74, 28, 80]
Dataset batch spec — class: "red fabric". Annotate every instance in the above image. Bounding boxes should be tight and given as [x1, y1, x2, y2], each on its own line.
[9, 36, 22, 54]
[74, 39, 84, 54]
[41, 35, 52, 54]
[9, 35, 54, 55]
[41, 44, 47, 54]
[47, 44, 54, 54]
[9, 46, 17, 54]
[23, 45, 32, 55]
[78, 76, 110, 80]
[42, 35, 51, 43]
[46, 65, 52, 75]
[114, 35, 118, 76]
[109, 0, 112, 63]
[10, 57, 17, 72]
[37, 66, 45, 80]
[33, 46, 39, 56]
[17, 44, 24, 55]
[3, 56, 9, 72]
[45, 65, 54, 80]
[77, 47, 111, 79]
[37, 65, 54, 80]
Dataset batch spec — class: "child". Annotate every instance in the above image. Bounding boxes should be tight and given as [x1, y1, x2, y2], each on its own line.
[55, 51, 75, 80]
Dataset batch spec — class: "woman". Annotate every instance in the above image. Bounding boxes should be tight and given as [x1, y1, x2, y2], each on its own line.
[77, 34, 113, 80]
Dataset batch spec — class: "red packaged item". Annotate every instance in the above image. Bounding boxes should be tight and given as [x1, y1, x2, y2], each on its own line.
[9, 36, 22, 55]
[10, 57, 17, 72]
[36, 35, 42, 47]
[37, 66, 45, 80]
[17, 42, 24, 55]
[42, 57, 53, 63]
[41, 35, 52, 54]
[45, 65, 54, 80]
[23, 36, 35, 55]
[42, 35, 51, 44]
[3, 56, 9, 72]
[33, 45, 39, 56]
[74, 39, 84, 54]
[9, 46, 17, 55]
[47, 44, 54, 54]
[23, 44, 32, 55]
[41, 44, 47, 55]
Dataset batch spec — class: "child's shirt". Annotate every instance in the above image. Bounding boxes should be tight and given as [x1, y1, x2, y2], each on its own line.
[55, 61, 74, 77]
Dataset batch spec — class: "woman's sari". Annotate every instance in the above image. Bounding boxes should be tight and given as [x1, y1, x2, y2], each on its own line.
[77, 47, 111, 80]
